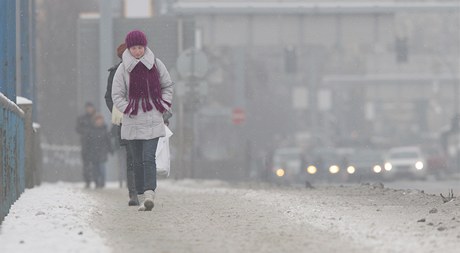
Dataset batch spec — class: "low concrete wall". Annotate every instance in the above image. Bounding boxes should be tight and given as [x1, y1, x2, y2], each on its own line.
[17, 97, 42, 189]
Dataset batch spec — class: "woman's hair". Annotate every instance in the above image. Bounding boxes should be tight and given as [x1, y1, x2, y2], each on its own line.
[117, 43, 127, 59]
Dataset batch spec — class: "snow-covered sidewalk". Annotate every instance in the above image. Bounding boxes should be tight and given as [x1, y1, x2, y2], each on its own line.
[0, 183, 109, 253]
[1, 180, 459, 253]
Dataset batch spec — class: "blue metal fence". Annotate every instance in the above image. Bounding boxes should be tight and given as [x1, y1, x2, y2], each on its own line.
[0, 0, 24, 224]
[0, 93, 25, 223]
[0, 0, 17, 100]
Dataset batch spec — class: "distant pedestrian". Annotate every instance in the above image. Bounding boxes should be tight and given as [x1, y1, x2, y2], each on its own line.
[112, 30, 174, 211]
[76, 102, 96, 188]
[87, 114, 113, 188]
[104, 43, 140, 205]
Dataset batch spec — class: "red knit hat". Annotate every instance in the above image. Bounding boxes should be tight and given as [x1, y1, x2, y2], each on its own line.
[125, 30, 147, 48]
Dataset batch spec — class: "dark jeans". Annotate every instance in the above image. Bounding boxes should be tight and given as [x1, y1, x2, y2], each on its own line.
[125, 146, 136, 196]
[82, 150, 91, 184]
[127, 138, 159, 194]
[82, 159, 92, 185]
[92, 162, 106, 188]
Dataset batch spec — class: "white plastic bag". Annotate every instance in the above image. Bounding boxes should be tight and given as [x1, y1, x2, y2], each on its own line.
[156, 125, 173, 177]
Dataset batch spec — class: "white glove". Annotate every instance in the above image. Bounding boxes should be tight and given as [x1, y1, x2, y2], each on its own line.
[112, 105, 123, 126]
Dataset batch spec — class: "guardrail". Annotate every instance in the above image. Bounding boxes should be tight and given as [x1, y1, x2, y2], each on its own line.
[41, 143, 81, 182]
[0, 93, 25, 223]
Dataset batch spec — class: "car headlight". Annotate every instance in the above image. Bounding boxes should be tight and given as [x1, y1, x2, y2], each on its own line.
[275, 168, 285, 177]
[373, 165, 382, 173]
[329, 165, 340, 174]
[384, 162, 392, 171]
[415, 161, 424, 170]
[306, 166, 317, 175]
[347, 166, 355, 174]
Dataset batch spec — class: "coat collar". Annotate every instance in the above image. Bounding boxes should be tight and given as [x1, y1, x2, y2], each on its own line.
[122, 47, 155, 72]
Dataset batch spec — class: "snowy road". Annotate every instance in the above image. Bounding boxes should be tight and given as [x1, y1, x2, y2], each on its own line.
[384, 179, 460, 195]
[89, 181, 363, 253]
[1, 180, 459, 253]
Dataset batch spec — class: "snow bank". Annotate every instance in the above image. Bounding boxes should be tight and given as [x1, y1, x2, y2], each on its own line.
[0, 183, 110, 253]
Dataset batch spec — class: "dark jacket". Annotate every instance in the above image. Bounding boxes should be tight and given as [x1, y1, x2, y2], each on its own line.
[105, 62, 126, 146]
[76, 113, 94, 153]
[87, 124, 113, 163]
[104, 62, 122, 113]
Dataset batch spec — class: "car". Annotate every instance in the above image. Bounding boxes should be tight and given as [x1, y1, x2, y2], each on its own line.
[383, 146, 427, 180]
[346, 149, 385, 181]
[422, 145, 449, 176]
[305, 148, 345, 182]
[272, 147, 304, 183]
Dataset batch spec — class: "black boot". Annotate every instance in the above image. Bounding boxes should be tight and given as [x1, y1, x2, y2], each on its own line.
[128, 192, 139, 206]
[127, 167, 139, 206]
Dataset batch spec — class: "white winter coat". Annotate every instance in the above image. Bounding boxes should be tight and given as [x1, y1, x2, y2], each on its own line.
[112, 47, 174, 140]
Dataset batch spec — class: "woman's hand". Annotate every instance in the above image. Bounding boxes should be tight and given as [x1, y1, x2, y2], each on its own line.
[163, 110, 172, 126]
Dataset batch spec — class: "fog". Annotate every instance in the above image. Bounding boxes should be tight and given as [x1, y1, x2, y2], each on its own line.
[33, 0, 460, 183]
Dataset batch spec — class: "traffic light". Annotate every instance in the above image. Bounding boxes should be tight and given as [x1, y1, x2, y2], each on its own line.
[395, 37, 408, 63]
[284, 46, 297, 73]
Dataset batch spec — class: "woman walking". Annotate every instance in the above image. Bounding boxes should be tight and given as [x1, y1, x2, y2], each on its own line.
[112, 30, 174, 211]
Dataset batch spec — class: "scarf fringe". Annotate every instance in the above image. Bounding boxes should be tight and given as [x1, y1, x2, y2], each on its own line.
[124, 62, 170, 116]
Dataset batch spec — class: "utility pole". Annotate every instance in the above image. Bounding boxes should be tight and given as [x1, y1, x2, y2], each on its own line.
[99, 0, 113, 120]
[31, 0, 37, 121]
[307, 48, 320, 145]
[190, 49, 197, 178]
[176, 46, 208, 179]
[233, 47, 247, 178]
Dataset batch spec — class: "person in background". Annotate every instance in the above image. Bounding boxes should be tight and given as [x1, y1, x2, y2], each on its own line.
[112, 30, 174, 211]
[104, 43, 139, 205]
[87, 113, 113, 188]
[76, 102, 97, 188]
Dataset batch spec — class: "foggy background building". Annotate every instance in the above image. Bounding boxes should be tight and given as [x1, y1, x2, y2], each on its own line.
[32, 0, 460, 181]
